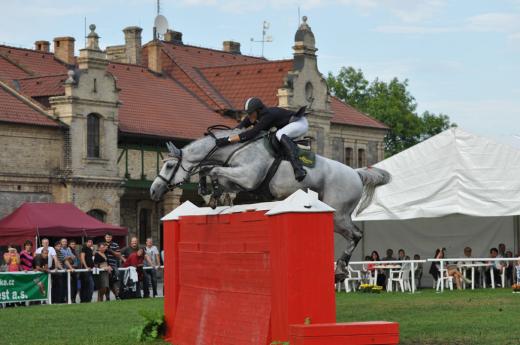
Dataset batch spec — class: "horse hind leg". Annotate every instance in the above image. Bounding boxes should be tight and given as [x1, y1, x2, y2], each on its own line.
[335, 218, 364, 265]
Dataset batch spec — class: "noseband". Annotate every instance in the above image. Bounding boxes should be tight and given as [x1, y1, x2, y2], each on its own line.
[157, 150, 186, 190]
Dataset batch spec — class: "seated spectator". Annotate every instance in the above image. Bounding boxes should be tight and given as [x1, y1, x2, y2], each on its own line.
[368, 250, 386, 287]
[20, 240, 34, 271]
[446, 262, 469, 290]
[397, 249, 406, 261]
[505, 250, 514, 287]
[383, 249, 396, 261]
[429, 248, 443, 281]
[80, 238, 95, 303]
[486, 247, 504, 287]
[94, 242, 112, 302]
[413, 254, 423, 289]
[498, 243, 506, 257]
[461, 246, 480, 287]
[4, 244, 21, 272]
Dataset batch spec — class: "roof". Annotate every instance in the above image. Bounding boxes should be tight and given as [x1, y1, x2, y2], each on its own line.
[0, 80, 59, 127]
[354, 128, 520, 221]
[108, 62, 235, 139]
[200, 60, 293, 109]
[0, 202, 127, 245]
[330, 97, 388, 129]
[16, 74, 67, 97]
[0, 45, 68, 76]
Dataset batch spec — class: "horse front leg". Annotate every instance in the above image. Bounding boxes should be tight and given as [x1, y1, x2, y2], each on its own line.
[207, 166, 258, 208]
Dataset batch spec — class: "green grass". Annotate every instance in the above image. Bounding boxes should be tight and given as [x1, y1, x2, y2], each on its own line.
[336, 289, 520, 345]
[1, 290, 519, 345]
[0, 298, 167, 345]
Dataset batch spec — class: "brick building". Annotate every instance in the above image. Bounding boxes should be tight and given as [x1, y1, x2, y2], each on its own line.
[0, 18, 387, 246]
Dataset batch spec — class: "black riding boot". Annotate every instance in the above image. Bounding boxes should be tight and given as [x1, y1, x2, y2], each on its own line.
[279, 134, 306, 182]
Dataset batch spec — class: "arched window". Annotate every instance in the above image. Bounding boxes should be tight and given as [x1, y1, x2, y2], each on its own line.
[87, 113, 100, 158]
[87, 209, 106, 222]
[139, 208, 151, 244]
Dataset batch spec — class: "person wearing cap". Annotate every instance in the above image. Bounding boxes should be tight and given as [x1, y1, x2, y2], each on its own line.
[215, 97, 308, 182]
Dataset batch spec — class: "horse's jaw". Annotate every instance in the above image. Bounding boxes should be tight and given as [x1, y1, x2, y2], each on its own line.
[150, 179, 168, 201]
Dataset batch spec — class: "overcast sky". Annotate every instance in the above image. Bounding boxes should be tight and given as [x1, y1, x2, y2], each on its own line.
[1, 0, 519, 147]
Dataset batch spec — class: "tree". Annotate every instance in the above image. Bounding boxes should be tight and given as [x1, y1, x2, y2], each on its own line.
[327, 67, 456, 156]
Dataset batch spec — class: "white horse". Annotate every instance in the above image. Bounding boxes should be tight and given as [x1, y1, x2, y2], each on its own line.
[150, 128, 390, 264]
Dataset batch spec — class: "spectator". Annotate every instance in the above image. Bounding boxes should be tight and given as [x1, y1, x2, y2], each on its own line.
[498, 243, 506, 257]
[429, 248, 443, 282]
[104, 232, 121, 300]
[52, 241, 66, 303]
[20, 240, 34, 271]
[505, 250, 514, 287]
[3, 244, 21, 272]
[462, 246, 480, 288]
[383, 249, 396, 261]
[80, 238, 95, 303]
[486, 248, 503, 287]
[122, 247, 148, 297]
[368, 250, 386, 287]
[35, 238, 58, 269]
[144, 238, 160, 298]
[413, 254, 423, 289]
[94, 242, 112, 302]
[33, 248, 50, 273]
[516, 256, 520, 284]
[446, 262, 468, 290]
[122, 237, 139, 260]
[68, 239, 81, 303]
[397, 249, 406, 261]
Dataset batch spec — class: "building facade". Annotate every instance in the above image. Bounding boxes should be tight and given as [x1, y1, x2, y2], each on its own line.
[0, 18, 387, 247]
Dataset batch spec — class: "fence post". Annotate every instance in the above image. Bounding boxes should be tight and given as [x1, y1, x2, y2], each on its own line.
[67, 271, 72, 304]
[48, 273, 52, 305]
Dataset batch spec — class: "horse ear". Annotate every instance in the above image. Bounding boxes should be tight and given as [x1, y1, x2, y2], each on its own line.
[166, 142, 181, 157]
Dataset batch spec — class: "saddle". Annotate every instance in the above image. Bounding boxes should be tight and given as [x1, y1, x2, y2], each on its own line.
[264, 132, 316, 168]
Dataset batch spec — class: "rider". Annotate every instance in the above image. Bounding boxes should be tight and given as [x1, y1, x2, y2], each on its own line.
[215, 97, 308, 182]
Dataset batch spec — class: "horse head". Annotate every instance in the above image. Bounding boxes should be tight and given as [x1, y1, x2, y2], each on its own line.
[150, 142, 186, 201]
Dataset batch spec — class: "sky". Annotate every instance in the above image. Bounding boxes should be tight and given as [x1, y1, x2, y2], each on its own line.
[1, 0, 519, 147]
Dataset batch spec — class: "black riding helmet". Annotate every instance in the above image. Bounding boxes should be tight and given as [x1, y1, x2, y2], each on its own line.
[244, 97, 265, 114]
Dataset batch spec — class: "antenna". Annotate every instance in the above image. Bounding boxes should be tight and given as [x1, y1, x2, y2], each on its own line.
[84, 17, 87, 48]
[298, 6, 301, 25]
[250, 20, 273, 57]
[157, 0, 160, 15]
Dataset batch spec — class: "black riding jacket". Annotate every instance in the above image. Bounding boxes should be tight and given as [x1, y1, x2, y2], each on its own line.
[237, 107, 296, 142]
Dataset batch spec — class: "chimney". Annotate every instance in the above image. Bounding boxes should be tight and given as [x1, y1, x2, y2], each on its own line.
[147, 41, 163, 74]
[222, 41, 241, 54]
[34, 40, 50, 52]
[123, 26, 142, 64]
[53, 36, 75, 65]
[164, 30, 183, 44]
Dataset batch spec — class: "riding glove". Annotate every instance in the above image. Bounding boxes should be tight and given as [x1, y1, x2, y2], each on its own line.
[215, 137, 230, 147]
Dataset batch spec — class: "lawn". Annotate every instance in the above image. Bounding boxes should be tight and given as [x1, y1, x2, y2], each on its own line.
[336, 289, 520, 345]
[1, 290, 519, 345]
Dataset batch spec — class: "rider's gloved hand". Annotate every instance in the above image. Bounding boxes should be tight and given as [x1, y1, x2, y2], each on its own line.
[215, 137, 230, 147]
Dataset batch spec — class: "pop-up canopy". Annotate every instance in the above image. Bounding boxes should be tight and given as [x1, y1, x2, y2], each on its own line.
[0, 203, 127, 246]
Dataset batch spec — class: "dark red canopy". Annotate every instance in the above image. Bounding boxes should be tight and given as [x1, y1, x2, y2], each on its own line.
[0, 203, 127, 246]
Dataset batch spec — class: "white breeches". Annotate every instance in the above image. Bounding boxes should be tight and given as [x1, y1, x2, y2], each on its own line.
[276, 116, 309, 140]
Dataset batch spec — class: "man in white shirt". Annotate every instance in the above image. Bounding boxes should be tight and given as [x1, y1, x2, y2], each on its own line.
[143, 238, 160, 298]
[35, 238, 58, 268]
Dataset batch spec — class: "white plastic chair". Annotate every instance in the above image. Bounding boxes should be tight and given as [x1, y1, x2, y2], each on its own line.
[435, 269, 454, 291]
[343, 265, 363, 292]
[387, 263, 412, 292]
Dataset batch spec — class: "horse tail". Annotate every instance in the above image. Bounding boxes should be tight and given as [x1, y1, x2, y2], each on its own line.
[355, 167, 391, 216]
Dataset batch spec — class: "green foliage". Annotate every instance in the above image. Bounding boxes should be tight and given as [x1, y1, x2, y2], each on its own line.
[327, 66, 456, 157]
[133, 310, 166, 341]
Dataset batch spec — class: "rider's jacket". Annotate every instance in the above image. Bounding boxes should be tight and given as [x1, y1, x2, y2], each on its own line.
[237, 107, 296, 142]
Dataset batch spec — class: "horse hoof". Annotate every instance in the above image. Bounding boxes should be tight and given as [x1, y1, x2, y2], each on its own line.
[223, 193, 231, 206]
[209, 197, 218, 209]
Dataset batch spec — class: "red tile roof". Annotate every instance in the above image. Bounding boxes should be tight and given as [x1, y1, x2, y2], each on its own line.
[0, 45, 68, 77]
[0, 55, 30, 81]
[331, 97, 388, 129]
[17, 74, 67, 97]
[108, 62, 236, 139]
[200, 60, 293, 109]
[0, 81, 59, 127]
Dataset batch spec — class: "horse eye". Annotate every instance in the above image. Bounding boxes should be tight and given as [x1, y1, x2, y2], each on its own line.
[166, 161, 174, 168]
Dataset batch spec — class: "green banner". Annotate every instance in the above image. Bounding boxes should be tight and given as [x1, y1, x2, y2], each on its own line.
[0, 272, 48, 303]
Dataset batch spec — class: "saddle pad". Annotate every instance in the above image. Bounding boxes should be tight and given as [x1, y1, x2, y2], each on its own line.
[263, 136, 316, 168]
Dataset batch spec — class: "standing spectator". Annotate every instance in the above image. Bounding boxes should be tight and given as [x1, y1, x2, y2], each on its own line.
[35, 238, 58, 269]
[68, 240, 80, 302]
[413, 254, 423, 289]
[397, 249, 406, 261]
[3, 244, 21, 272]
[33, 248, 49, 273]
[80, 238, 95, 303]
[121, 237, 139, 261]
[94, 242, 112, 302]
[123, 247, 147, 297]
[20, 240, 34, 271]
[486, 248, 503, 287]
[104, 232, 121, 300]
[383, 249, 396, 261]
[52, 241, 66, 303]
[144, 238, 160, 298]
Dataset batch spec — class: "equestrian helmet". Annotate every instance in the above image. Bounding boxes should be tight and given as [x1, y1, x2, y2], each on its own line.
[244, 97, 264, 114]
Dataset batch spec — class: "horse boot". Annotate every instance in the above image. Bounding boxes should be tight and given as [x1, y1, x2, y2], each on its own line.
[279, 134, 307, 182]
[209, 178, 223, 209]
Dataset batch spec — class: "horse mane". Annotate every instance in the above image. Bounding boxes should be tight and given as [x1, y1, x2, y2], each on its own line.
[181, 127, 246, 154]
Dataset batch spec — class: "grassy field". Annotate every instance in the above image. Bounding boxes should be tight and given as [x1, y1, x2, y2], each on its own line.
[1, 290, 519, 345]
[336, 289, 520, 345]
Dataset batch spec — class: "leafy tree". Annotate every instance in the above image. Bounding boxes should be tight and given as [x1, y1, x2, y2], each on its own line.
[327, 67, 455, 156]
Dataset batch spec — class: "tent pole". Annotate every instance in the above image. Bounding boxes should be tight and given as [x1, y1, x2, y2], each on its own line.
[514, 216, 520, 255]
[361, 221, 366, 259]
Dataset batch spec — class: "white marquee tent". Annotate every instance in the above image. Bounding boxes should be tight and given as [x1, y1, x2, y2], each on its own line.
[335, 128, 520, 264]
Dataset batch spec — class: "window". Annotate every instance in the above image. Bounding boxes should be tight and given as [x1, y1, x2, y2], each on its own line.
[87, 209, 106, 222]
[345, 147, 353, 167]
[87, 114, 100, 158]
[358, 148, 366, 168]
[139, 208, 151, 244]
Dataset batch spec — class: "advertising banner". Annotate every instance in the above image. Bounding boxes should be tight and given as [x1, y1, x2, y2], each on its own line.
[0, 272, 48, 303]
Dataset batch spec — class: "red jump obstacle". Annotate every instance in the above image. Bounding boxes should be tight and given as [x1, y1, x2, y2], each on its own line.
[162, 190, 399, 345]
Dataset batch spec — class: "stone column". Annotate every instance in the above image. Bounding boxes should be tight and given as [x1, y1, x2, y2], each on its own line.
[163, 188, 184, 214]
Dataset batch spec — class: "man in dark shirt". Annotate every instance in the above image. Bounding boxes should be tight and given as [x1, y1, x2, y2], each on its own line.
[80, 238, 95, 302]
[215, 97, 308, 182]
[121, 237, 139, 261]
[104, 232, 121, 299]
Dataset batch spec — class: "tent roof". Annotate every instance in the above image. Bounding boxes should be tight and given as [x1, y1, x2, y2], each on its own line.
[0, 203, 127, 240]
[354, 128, 520, 220]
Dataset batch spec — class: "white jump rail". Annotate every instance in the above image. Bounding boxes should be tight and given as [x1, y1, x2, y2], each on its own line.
[0, 266, 164, 305]
[348, 260, 427, 293]
[426, 258, 519, 292]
